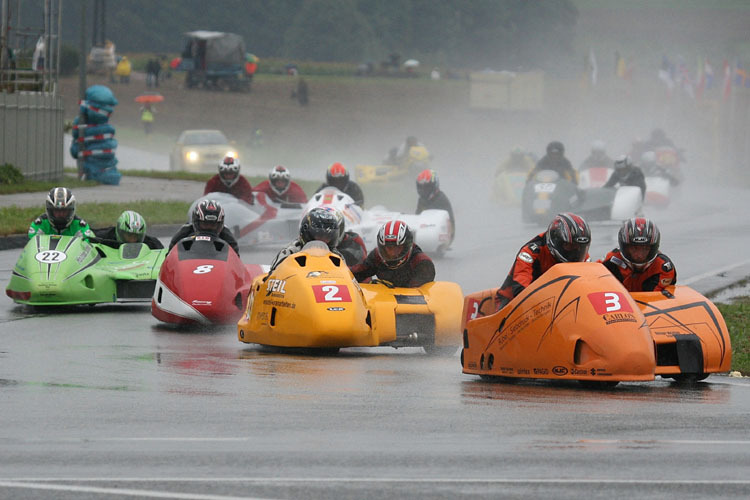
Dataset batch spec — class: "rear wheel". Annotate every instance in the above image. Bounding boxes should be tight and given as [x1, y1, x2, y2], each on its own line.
[669, 373, 709, 385]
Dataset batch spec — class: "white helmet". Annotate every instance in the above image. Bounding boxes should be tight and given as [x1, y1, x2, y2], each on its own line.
[218, 156, 241, 188]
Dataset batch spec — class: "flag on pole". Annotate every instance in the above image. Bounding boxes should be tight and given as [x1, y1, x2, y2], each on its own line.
[722, 59, 732, 100]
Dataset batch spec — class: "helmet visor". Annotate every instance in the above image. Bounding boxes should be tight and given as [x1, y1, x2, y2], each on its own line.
[558, 240, 589, 262]
[120, 231, 144, 243]
[195, 220, 222, 234]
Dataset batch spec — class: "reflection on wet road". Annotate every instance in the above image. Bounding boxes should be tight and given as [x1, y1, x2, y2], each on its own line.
[1, 182, 750, 499]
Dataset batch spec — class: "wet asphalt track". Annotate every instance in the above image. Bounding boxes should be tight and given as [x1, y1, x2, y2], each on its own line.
[2, 177, 750, 499]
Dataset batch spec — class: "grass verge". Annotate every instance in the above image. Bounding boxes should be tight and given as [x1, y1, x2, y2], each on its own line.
[716, 300, 750, 375]
[1, 200, 190, 236]
[0, 176, 97, 195]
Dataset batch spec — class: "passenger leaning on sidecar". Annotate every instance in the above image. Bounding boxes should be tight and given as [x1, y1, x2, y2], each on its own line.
[495, 212, 591, 311]
[604, 155, 646, 200]
[169, 199, 239, 255]
[351, 220, 435, 288]
[600, 217, 676, 292]
[269, 207, 345, 272]
[94, 210, 164, 250]
[28, 187, 95, 240]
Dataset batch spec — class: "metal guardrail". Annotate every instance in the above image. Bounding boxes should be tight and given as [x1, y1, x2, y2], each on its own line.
[0, 91, 64, 180]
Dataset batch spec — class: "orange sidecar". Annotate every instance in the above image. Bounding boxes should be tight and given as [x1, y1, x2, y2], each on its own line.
[461, 262, 731, 385]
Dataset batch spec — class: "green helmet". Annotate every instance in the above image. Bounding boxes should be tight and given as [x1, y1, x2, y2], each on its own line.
[115, 210, 147, 243]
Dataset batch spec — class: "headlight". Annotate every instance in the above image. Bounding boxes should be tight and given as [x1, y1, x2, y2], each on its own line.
[186, 151, 199, 162]
[225, 150, 238, 159]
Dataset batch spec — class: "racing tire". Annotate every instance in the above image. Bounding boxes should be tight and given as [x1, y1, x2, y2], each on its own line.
[423, 345, 458, 357]
[669, 373, 709, 385]
[479, 374, 519, 384]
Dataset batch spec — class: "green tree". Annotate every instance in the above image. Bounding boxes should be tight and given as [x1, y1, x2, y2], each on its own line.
[283, 0, 380, 62]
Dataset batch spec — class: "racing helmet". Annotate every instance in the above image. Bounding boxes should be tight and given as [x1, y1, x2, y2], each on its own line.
[546, 212, 591, 263]
[326, 162, 349, 191]
[45, 187, 76, 230]
[614, 154, 633, 171]
[416, 169, 439, 199]
[546, 141, 565, 156]
[510, 146, 525, 161]
[192, 199, 225, 235]
[115, 210, 147, 243]
[218, 155, 241, 188]
[376, 219, 414, 269]
[618, 217, 661, 272]
[269, 165, 291, 196]
[406, 136, 418, 148]
[299, 207, 341, 249]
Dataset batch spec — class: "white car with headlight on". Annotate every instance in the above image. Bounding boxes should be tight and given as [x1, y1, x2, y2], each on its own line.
[169, 129, 238, 172]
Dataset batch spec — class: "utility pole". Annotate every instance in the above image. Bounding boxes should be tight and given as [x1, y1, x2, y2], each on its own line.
[77, 0, 87, 179]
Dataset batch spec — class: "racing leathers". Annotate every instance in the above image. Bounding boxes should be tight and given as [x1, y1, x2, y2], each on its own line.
[269, 238, 345, 272]
[494, 233, 590, 311]
[28, 214, 94, 240]
[338, 231, 367, 267]
[94, 226, 164, 250]
[168, 223, 240, 255]
[314, 181, 365, 208]
[600, 249, 676, 292]
[204, 175, 255, 205]
[252, 180, 308, 204]
[416, 190, 455, 241]
[527, 154, 578, 184]
[351, 244, 435, 288]
[604, 166, 647, 199]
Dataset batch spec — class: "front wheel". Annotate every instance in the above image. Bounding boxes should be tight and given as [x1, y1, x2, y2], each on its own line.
[669, 373, 709, 385]
[579, 380, 619, 389]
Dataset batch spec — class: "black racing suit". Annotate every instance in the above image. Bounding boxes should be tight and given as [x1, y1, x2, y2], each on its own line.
[168, 223, 240, 255]
[603, 166, 647, 199]
[351, 244, 435, 288]
[527, 154, 578, 184]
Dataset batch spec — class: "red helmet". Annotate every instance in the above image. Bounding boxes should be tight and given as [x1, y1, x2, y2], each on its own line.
[416, 169, 439, 199]
[326, 162, 349, 190]
[269, 165, 291, 195]
[376, 220, 414, 269]
[218, 156, 241, 187]
[618, 217, 660, 271]
[546, 212, 591, 263]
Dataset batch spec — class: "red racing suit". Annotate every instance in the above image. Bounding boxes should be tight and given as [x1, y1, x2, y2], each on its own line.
[252, 180, 308, 204]
[600, 249, 676, 292]
[495, 232, 590, 311]
[351, 244, 435, 288]
[204, 175, 254, 205]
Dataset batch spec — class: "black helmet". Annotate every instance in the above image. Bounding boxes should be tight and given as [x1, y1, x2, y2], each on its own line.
[416, 169, 439, 199]
[45, 187, 76, 230]
[326, 162, 349, 191]
[376, 219, 414, 269]
[192, 199, 225, 235]
[218, 155, 241, 188]
[546, 141, 565, 156]
[546, 212, 591, 263]
[406, 136, 418, 148]
[299, 207, 341, 249]
[618, 217, 661, 272]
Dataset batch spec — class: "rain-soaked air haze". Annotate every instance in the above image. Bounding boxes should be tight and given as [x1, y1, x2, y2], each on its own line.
[4, 2, 750, 499]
